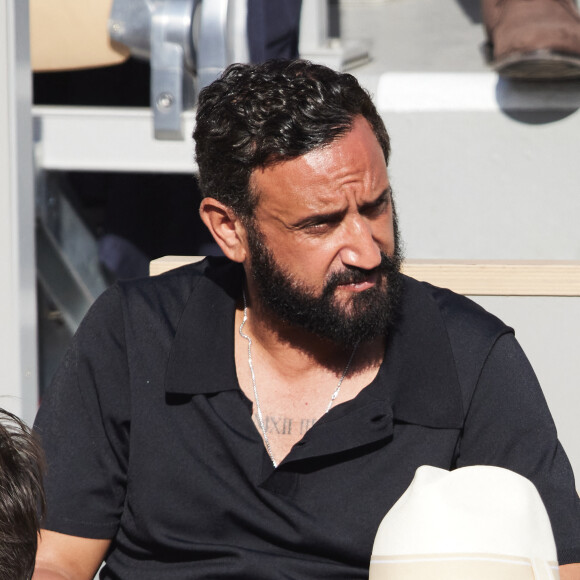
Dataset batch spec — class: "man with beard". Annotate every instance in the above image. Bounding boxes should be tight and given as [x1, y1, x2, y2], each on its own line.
[33, 60, 580, 579]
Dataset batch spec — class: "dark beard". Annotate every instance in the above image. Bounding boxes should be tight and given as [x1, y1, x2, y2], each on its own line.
[245, 224, 404, 347]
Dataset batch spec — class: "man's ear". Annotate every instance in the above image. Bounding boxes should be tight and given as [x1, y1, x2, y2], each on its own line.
[199, 198, 248, 263]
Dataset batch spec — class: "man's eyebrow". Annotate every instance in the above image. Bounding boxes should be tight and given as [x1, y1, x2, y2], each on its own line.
[288, 207, 348, 230]
[287, 186, 392, 230]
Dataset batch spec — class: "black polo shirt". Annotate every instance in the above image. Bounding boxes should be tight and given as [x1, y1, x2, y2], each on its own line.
[35, 257, 580, 579]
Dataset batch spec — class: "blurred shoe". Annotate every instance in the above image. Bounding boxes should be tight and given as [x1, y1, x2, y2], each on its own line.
[481, 0, 580, 79]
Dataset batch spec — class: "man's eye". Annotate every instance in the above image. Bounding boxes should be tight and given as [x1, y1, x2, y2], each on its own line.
[305, 221, 330, 233]
[303, 218, 341, 234]
[363, 199, 389, 217]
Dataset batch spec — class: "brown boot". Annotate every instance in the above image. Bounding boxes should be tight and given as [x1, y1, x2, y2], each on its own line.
[481, 0, 580, 79]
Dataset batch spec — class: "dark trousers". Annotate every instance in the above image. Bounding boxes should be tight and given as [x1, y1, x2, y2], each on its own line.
[247, 0, 303, 63]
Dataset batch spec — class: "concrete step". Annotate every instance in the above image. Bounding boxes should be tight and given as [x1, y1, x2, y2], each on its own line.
[333, 0, 580, 261]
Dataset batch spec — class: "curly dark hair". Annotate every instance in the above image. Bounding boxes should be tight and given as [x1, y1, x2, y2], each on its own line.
[193, 59, 390, 219]
[0, 409, 45, 580]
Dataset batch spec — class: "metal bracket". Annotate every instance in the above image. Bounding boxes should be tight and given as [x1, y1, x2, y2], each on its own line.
[109, 0, 246, 140]
[150, 0, 196, 139]
[109, 0, 198, 139]
[197, 0, 229, 90]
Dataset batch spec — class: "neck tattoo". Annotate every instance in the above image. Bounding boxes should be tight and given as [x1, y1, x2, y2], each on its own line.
[239, 290, 359, 468]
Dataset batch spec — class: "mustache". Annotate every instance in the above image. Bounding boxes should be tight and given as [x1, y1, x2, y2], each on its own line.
[323, 252, 400, 292]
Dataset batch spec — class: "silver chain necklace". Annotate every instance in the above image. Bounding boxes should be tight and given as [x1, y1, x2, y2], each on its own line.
[239, 290, 359, 468]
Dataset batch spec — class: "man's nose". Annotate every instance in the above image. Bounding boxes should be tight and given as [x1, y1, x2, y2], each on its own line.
[339, 216, 382, 270]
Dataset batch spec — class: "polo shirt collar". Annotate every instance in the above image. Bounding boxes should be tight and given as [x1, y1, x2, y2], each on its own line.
[381, 276, 464, 429]
[164, 259, 464, 430]
[164, 258, 243, 395]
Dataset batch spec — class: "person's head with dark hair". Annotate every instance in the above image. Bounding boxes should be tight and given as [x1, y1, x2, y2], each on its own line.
[0, 409, 45, 580]
[197, 59, 401, 347]
[194, 59, 390, 221]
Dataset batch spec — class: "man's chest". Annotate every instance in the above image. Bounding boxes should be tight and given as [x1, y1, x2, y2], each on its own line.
[233, 338, 383, 467]
[120, 391, 462, 577]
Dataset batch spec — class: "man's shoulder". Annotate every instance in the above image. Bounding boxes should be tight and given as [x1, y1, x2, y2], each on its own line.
[385, 275, 514, 426]
[116, 256, 240, 306]
[400, 275, 515, 412]
[402, 274, 512, 341]
[85, 256, 241, 336]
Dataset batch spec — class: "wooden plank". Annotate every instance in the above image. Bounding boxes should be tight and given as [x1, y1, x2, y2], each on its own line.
[149, 257, 580, 297]
[149, 255, 205, 277]
[403, 260, 580, 296]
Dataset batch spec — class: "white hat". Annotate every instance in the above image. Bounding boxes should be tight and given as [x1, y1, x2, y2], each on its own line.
[369, 465, 559, 580]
